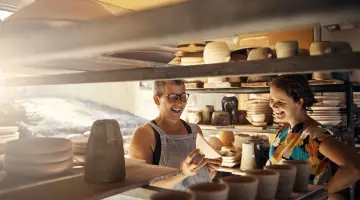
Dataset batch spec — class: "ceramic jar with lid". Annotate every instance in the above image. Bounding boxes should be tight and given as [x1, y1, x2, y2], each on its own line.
[222, 94, 239, 125]
[275, 40, 299, 58]
[202, 105, 215, 125]
[204, 42, 231, 83]
[211, 111, 230, 126]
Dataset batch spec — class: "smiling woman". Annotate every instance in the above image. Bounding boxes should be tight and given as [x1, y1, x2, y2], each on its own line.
[268, 75, 360, 198]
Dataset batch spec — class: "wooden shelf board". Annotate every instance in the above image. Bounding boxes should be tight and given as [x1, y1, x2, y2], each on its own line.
[0, 162, 179, 200]
[199, 124, 279, 133]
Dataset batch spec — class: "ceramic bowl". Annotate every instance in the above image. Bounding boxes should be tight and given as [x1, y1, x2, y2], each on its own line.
[281, 160, 312, 193]
[204, 42, 231, 64]
[251, 114, 266, 123]
[219, 130, 235, 146]
[151, 191, 194, 200]
[242, 169, 280, 200]
[220, 175, 259, 200]
[264, 164, 297, 199]
[188, 182, 229, 200]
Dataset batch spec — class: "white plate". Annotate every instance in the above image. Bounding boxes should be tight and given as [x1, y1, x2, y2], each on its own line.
[5, 138, 72, 155]
[221, 161, 240, 168]
[318, 120, 342, 127]
[4, 159, 73, 177]
[314, 100, 340, 106]
[196, 133, 221, 159]
[4, 148, 73, 164]
[311, 106, 341, 111]
[0, 126, 18, 133]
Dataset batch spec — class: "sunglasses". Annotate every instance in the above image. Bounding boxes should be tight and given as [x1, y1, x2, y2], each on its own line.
[165, 93, 190, 102]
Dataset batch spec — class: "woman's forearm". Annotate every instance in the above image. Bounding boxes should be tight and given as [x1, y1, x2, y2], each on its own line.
[325, 165, 360, 194]
[150, 173, 188, 189]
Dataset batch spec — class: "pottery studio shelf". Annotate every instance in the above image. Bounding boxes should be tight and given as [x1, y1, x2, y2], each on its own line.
[0, 162, 179, 200]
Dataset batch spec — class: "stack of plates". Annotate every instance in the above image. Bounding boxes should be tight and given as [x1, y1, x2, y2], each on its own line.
[4, 138, 73, 177]
[308, 96, 342, 128]
[0, 126, 20, 154]
[71, 137, 88, 163]
[246, 99, 273, 126]
[220, 146, 241, 168]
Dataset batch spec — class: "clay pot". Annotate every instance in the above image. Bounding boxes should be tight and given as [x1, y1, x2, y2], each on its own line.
[312, 72, 333, 80]
[220, 175, 259, 200]
[275, 40, 299, 58]
[188, 110, 203, 124]
[281, 160, 312, 193]
[242, 169, 280, 200]
[211, 111, 231, 126]
[202, 105, 215, 125]
[219, 130, 235, 146]
[204, 42, 231, 64]
[264, 164, 297, 200]
[188, 182, 229, 200]
[233, 134, 251, 149]
[151, 191, 194, 200]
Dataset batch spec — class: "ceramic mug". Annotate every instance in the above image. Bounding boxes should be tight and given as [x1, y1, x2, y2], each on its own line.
[151, 191, 194, 200]
[281, 160, 312, 193]
[188, 182, 229, 200]
[242, 169, 280, 200]
[220, 175, 259, 200]
[264, 164, 297, 200]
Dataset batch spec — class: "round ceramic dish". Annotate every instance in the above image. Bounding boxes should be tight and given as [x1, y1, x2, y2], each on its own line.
[4, 158, 73, 177]
[5, 138, 72, 155]
[4, 148, 73, 164]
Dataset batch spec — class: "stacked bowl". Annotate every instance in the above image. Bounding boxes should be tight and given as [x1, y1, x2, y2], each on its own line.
[246, 99, 273, 126]
[308, 95, 342, 128]
[4, 138, 73, 177]
[71, 137, 88, 163]
[0, 126, 19, 154]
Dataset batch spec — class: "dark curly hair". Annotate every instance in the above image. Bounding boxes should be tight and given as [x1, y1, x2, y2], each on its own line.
[270, 75, 317, 111]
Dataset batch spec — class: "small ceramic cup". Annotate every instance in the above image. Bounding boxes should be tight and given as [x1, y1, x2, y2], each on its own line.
[151, 191, 194, 200]
[281, 160, 312, 193]
[276, 40, 299, 58]
[251, 114, 266, 123]
[242, 169, 280, 200]
[188, 182, 229, 200]
[220, 175, 259, 200]
[264, 164, 297, 200]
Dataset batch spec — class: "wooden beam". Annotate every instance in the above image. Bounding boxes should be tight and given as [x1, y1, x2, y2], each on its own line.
[2, 53, 360, 86]
[0, 0, 359, 65]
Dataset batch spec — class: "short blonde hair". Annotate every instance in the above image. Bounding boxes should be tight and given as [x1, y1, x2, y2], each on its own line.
[153, 80, 185, 96]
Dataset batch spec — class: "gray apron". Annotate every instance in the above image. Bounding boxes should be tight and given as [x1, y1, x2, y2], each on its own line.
[148, 121, 212, 190]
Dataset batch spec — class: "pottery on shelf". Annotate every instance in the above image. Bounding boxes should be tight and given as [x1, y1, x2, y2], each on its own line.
[240, 142, 256, 171]
[208, 77, 227, 83]
[242, 169, 280, 200]
[281, 160, 312, 193]
[178, 41, 206, 53]
[219, 130, 235, 146]
[188, 182, 229, 200]
[275, 40, 299, 58]
[233, 134, 251, 150]
[251, 114, 266, 123]
[220, 175, 259, 200]
[204, 42, 231, 64]
[188, 110, 203, 124]
[5, 138, 72, 155]
[246, 48, 273, 83]
[202, 105, 215, 125]
[211, 111, 231, 126]
[264, 164, 297, 200]
[222, 94, 239, 125]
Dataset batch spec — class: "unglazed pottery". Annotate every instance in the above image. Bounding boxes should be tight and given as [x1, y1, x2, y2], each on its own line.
[264, 164, 297, 199]
[220, 175, 259, 200]
[188, 182, 229, 200]
[219, 130, 235, 146]
[281, 160, 312, 193]
[151, 191, 194, 200]
[276, 40, 299, 58]
[242, 169, 280, 200]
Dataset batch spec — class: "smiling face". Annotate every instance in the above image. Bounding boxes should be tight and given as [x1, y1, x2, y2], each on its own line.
[269, 86, 304, 124]
[154, 82, 187, 122]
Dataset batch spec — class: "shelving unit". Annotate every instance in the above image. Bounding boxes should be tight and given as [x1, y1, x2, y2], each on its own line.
[0, 0, 359, 199]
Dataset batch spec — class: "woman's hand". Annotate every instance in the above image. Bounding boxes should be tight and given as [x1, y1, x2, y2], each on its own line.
[180, 149, 207, 177]
[207, 157, 223, 171]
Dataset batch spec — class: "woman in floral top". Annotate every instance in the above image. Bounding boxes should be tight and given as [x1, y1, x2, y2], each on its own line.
[268, 75, 360, 196]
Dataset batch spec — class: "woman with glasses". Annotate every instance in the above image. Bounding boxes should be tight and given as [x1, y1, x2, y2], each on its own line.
[129, 80, 222, 190]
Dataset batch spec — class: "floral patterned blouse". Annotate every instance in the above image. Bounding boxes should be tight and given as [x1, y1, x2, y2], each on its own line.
[269, 121, 332, 184]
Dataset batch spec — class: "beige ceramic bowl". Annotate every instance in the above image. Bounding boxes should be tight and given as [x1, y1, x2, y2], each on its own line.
[204, 42, 231, 64]
[188, 182, 229, 200]
[220, 175, 259, 200]
[219, 130, 235, 146]
[251, 114, 266, 123]
[275, 41, 299, 58]
[151, 191, 194, 200]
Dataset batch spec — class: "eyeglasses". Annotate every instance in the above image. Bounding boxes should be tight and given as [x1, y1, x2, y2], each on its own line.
[165, 93, 190, 102]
